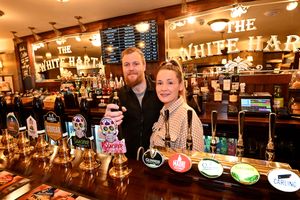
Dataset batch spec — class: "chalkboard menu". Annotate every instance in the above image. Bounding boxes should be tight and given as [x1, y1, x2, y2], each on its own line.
[17, 42, 33, 90]
[17, 42, 30, 78]
[101, 20, 158, 64]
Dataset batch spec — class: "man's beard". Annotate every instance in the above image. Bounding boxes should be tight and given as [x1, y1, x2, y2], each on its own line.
[125, 73, 144, 88]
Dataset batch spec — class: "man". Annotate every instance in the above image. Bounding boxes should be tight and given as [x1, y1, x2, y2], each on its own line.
[105, 47, 163, 159]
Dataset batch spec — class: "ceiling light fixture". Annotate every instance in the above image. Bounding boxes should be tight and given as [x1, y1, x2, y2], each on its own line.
[231, 4, 248, 18]
[135, 22, 150, 33]
[286, 1, 298, 11]
[75, 16, 87, 32]
[90, 34, 101, 47]
[208, 19, 229, 32]
[187, 16, 196, 24]
[11, 31, 23, 44]
[49, 22, 62, 37]
[0, 10, 4, 17]
[181, 0, 188, 14]
[28, 27, 42, 41]
[57, 0, 69, 2]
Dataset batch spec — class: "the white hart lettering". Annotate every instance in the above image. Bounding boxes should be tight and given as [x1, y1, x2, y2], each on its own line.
[180, 35, 300, 61]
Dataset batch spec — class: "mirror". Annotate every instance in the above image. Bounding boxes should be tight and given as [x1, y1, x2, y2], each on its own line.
[165, 0, 300, 74]
[32, 31, 103, 82]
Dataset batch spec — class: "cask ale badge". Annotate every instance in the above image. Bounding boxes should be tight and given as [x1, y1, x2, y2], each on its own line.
[168, 153, 192, 173]
[231, 163, 260, 185]
[100, 117, 126, 154]
[71, 114, 90, 149]
[26, 115, 38, 139]
[142, 148, 164, 168]
[6, 112, 19, 137]
[44, 111, 62, 141]
[198, 158, 223, 178]
[267, 168, 300, 192]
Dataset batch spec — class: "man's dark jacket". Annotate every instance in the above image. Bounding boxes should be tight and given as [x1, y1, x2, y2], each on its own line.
[116, 75, 163, 159]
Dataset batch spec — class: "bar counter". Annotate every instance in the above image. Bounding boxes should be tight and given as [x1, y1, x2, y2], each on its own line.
[1, 147, 299, 199]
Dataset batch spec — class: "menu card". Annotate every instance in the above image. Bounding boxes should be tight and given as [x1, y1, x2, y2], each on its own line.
[17, 184, 91, 200]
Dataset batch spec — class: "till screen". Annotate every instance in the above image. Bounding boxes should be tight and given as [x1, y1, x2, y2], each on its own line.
[241, 98, 272, 113]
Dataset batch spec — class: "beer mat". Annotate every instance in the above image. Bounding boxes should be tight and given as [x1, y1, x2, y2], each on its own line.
[0, 170, 31, 199]
[17, 183, 91, 200]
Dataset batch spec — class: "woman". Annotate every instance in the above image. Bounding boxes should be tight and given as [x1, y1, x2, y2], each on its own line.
[150, 60, 204, 151]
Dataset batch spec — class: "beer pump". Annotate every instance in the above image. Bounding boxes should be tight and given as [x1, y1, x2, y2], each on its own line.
[77, 97, 100, 171]
[32, 95, 53, 160]
[210, 110, 218, 154]
[236, 111, 245, 157]
[52, 94, 74, 165]
[186, 110, 193, 154]
[164, 110, 171, 149]
[14, 94, 33, 156]
[265, 113, 276, 161]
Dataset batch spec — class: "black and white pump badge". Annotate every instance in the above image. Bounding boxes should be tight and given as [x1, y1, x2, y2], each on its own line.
[142, 149, 165, 169]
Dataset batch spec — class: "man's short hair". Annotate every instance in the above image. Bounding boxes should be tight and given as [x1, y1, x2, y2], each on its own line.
[121, 47, 146, 65]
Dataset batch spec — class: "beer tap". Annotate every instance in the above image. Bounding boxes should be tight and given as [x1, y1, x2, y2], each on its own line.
[164, 110, 171, 148]
[78, 97, 100, 172]
[0, 94, 15, 154]
[186, 110, 193, 154]
[236, 111, 245, 157]
[210, 110, 217, 154]
[14, 94, 33, 156]
[32, 95, 53, 160]
[53, 95, 74, 165]
[265, 113, 276, 161]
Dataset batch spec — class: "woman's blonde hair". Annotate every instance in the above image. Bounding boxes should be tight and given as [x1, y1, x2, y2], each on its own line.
[157, 59, 186, 100]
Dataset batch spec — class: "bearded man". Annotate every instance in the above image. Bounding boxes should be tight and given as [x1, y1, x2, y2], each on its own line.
[105, 47, 163, 159]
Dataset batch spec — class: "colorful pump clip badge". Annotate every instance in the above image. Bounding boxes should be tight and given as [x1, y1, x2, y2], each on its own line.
[198, 158, 223, 178]
[231, 163, 260, 185]
[168, 153, 192, 173]
[267, 168, 300, 192]
[142, 148, 164, 168]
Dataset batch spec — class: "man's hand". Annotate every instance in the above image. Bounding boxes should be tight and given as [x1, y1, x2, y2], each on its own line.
[104, 104, 127, 125]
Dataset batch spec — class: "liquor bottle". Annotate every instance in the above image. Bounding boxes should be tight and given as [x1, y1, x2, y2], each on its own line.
[111, 91, 121, 112]
[229, 90, 238, 103]
[109, 72, 115, 90]
[223, 72, 231, 92]
[214, 84, 222, 102]
[186, 110, 193, 152]
[231, 66, 239, 91]
[273, 85, 284, 111]
[164, 110, 171, 148]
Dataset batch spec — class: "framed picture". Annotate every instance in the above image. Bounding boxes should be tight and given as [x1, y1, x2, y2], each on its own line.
[0, 75, 14, 93]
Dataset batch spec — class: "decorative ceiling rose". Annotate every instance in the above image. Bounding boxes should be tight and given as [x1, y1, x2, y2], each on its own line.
[231, 4, 248, 18]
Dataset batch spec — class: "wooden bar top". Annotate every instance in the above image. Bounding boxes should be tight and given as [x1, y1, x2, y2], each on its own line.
[1, 148, 299, 200]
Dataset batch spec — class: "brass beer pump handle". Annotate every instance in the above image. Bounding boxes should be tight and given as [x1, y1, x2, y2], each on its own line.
[265, 113, 276, 161]
[186, 110, 193, 151]
[236, 111, 245, 157]
[210, 110, 217, 154]
[164, 110, 170, 148]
